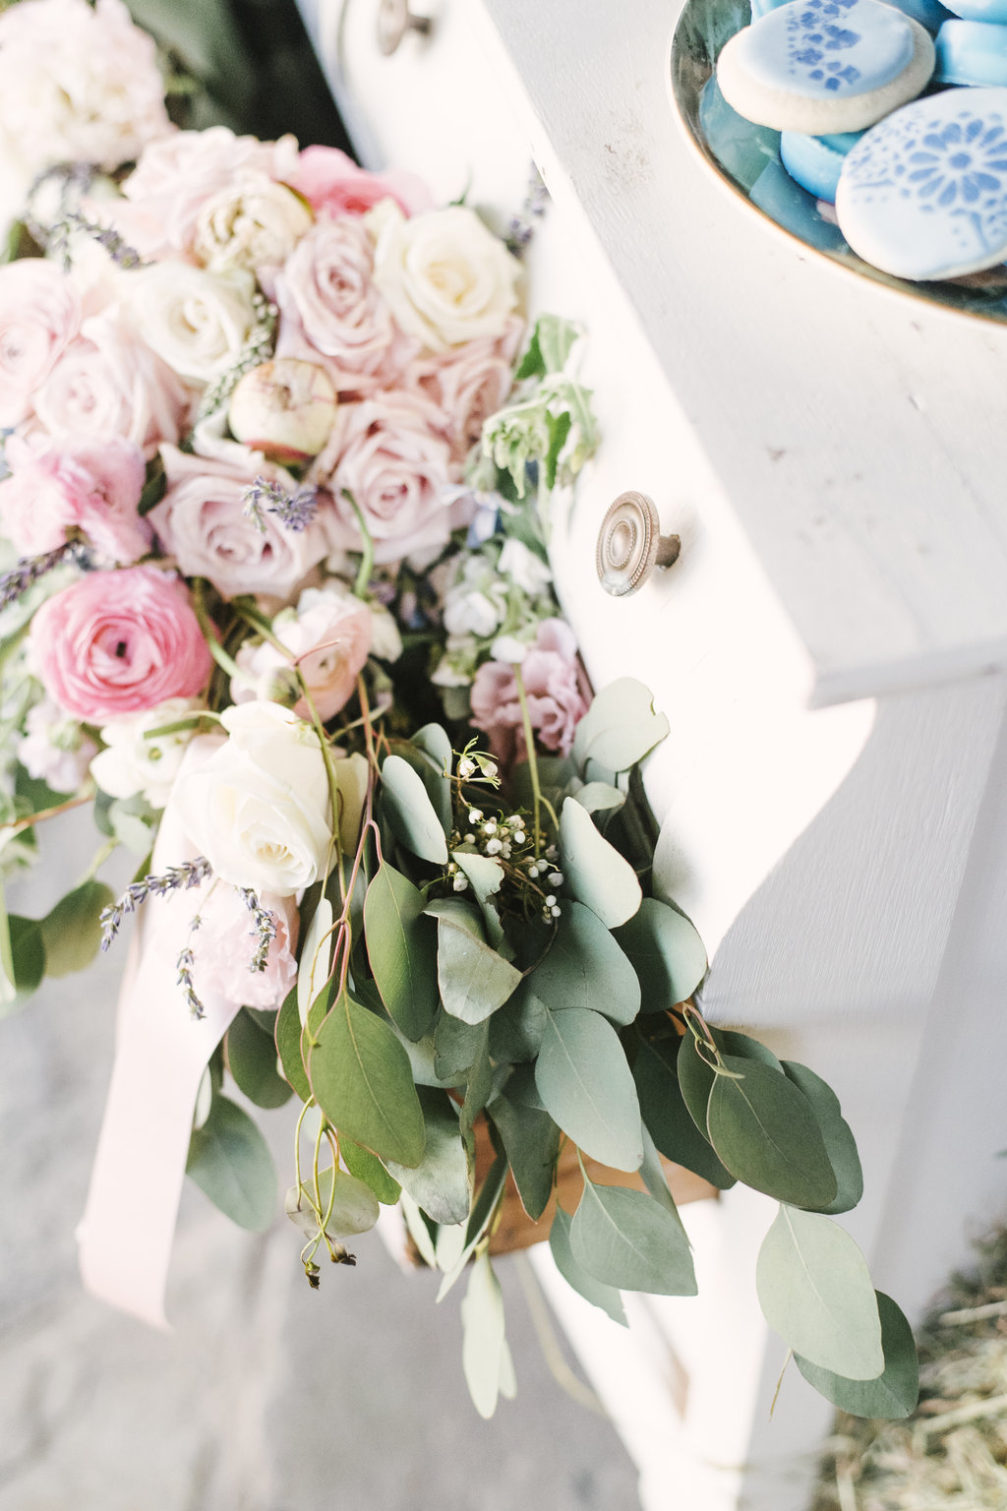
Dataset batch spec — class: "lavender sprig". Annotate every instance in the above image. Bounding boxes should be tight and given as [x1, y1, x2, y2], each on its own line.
[197, 292, 277, 420]
[176, 913, 205, 1019]
[100, 857, 212, 952]
[239, 887, 277, 972]
[505, 165, 549, 258]
[242, 477, 319, 535]
[49, 211, 144, 273]
[0, 541, 92, 614]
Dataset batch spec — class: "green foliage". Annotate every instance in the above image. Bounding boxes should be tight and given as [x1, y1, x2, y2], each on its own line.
[706, 1055, 838, 1208]
[311, 992, 426, 1168]
[275, 985, 310, 1102]
[571, 1176, 697, 1296]
[430, 902, 522, 1025]
[487, 1082, 561, 1221]
[364, 864, 438, 1041]
[632, 1035, 735, 1188]
[286, 1167, 380, 1241]
[186, 1095, 277, 1231]
[38, 881, 115, 979]
[341, 1139, 402, 1205]
[227, 1009, 292, 1110]
[572, 678, 671, 774]
[385, 1089, 471, 1226]
[461, 1251, 515, 1419]
[534, 1007, 643, 1172]
[549, 1205, 627, 1325]
[757, 1205, 884, 1380]
[1, 913, 46, 1009]
[796, 1291, 919, 1419]
[616, 898, 708, 1010]
[380, 754, 448, 865]
[559, 797, 642, 929]
[532, 902, 640, 1026]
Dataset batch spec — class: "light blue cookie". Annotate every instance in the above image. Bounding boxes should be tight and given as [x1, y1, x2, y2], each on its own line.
[943, 0, 1007, 21]
[935, 17, 1007, 81]
[780, 128, 864, 198]
[835, 86, 1007, 277]
[884, 0, 955, 31]
[717, 0, 936, 133]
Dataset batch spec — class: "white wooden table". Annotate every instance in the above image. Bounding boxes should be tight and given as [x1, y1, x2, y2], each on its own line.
[296, 2, 1007, 1504]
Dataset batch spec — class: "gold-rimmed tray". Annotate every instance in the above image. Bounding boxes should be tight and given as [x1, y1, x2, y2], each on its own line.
[668, 0, 1007, 323]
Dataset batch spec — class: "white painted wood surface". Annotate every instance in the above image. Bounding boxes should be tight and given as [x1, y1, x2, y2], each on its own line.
[295, 4, 1007, 1507]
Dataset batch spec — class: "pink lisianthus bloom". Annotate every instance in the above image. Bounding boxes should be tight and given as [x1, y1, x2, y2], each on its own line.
[407, 315, 523, 464]
[30, 565, 213, 722]
[33, 310, 190, 455]
[318, 389, 457, 564]
[0, 433, 150, 563]
[16, 696, 97, 794]
[274, 215, 413, 396]
[469, 619, 589, 766]
[0, 258, 81, 428]
[152, 446, 333, 603]
[188, 883, 298, 1012]
[231, 585, 373, 722]
[289, 145, 431, 220]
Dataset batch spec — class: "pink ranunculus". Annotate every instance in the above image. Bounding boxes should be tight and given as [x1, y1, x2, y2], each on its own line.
[289, 145, 431, 220]
[30, 565, 213, 722]
[232, 585, 373, 722]
[188, 883, 299, 1012]
[321, 389, 456, 564]
[274, 215, 411, 395]
[115, 125, 302, 260]
[0, 432, 150, 562]
[408, 314, 523, 464]
[151, 446, 332, 602]
[470, 619, 589, 766]
[33, 310, 190, 455]
[0, 258, 81, 428]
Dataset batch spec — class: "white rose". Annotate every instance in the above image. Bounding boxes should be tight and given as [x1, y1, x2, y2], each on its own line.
[192, 173, 313, 274]
[131, 263, 258, 383]
[498, 538, 552, 598]
[170, 701, 331, 896]
[443, 589, 503, 639]
[90, 698, 201, 810]
[490, 634, 529, 665]
[370, 204, 521, 353]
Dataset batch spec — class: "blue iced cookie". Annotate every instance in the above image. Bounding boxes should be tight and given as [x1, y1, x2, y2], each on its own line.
[942, 0, 1007, 22]
[835, 86, 1007, 277]
[717, 0, 936, 134]
[750, 0, 952, 31]
[780, 128, 864, 197]
[935, 17, 1007, 81]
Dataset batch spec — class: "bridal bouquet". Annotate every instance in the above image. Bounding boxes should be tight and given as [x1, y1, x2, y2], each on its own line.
[0, 0, 918, 1426]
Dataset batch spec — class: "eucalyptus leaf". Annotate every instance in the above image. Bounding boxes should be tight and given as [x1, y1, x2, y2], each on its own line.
[572, 679, 670, 774]
[436, 1152, 508, 1302]
[38, 880, 114, 978]
[632, 1036, 735, 1188]
[390, 740, 452, 835]
[783, 1060, 864, 1215]
[639, 1125, 689, 1224]
[436, 911, 522, 1025]
[285, 1167, 379, 1239]
[707, 1055, 837, 1208]
[4, 915, 45, 1005]
[487, 1087, 561, 1221]
[549, 1205, 627, 1325]
[433, 1010, 485, 1082]
[570, 1178, 697, 1296]
[458, 1020, 494, 1145]
[674, 1028, 717, 1136]
[310, 992, 426, 1168]
[186, 1095, 277, 1231]
[535, 1007, 643, 1172]
[532, 902, 640, 1026]
[227, 1009, 292, 1109]
[559, 798, 642, 929]
[573, 781, 626, 815]
[275, 985, 310, 1101]
[756, 1205, 884, 1380]
[488, 981, 547, 1063]
[364, 863, 438, 1041]
[452, 851, 506, 948]
[615, 898, 708, 1010]
[461, 1251, 508, 1419]
[719, 1030, 783, 1072]
[386, 1088, 472, 1226]
[412, 722, 453, 776]
[400, 1190, 438, 1268]
[381, 754, 448, 865]
[796, 1292, 919, 1419]
[341, 1139, 401, 1205]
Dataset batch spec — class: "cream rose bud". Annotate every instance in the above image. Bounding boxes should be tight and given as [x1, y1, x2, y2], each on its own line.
[228, 358, 338, 464]
[192, 174, 313, 274]
[131, 263, 258, 384]
[171, 701, 331, 897]
[90, 698, 202, 810]
[369, 203, 522, 353]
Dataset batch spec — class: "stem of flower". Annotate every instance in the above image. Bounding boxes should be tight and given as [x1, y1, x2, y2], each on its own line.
[7, 786, 95, 836]
[513, 665, 541, 853]
[341, 490, 375, 600]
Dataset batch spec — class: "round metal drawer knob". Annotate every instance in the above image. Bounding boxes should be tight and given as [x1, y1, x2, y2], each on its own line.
[377, 0, 433, 55]
[596, 491, 680, 596]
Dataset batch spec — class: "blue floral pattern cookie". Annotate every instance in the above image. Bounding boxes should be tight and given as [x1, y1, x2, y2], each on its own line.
[835, 86, 1007, 276]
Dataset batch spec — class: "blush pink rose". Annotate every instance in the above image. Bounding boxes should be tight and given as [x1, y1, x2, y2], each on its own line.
[31, 565, 213, 722]
[470, 619, 589, 766]
[320, 389, 456, 564]
[189, 883, 298, 1012]
[0, 259, 81, 428]
[151, 446, 332, 602]
[232, 585, 373, 721]
[33, 311, 190, 454]
[115, 125, 301, 260]
[274, 215, 412, 395]
[289, 146, 431, 220]
[407, 315, 523, 464]
[0, 432, 150, 562]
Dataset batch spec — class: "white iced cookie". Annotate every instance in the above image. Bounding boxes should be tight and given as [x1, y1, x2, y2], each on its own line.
[717, 0, 935, 134]
[836, 86, 1007, 278]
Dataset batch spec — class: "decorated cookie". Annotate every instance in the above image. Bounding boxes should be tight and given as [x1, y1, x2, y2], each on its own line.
[935, 17, 1007, 82]
[752, 0, 953, 37]
[780, 128, 864, 198]
[942, 0, 1007, 21]
[835, 86, 1007, 277]
[717, 0, 935, 134]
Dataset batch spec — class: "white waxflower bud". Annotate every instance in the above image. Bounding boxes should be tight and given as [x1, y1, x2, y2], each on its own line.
[545, 894, 556, 907]
[528, 865, 540, 879]
[452, 875, 469, 892]
[468, 809, 482, 824]
[458, 757, 476, 778]
[550, 904, 562, 918]
[513, 830, 526, 846]
[485, 838, 502, 855]
[548, 871, 563, 887]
